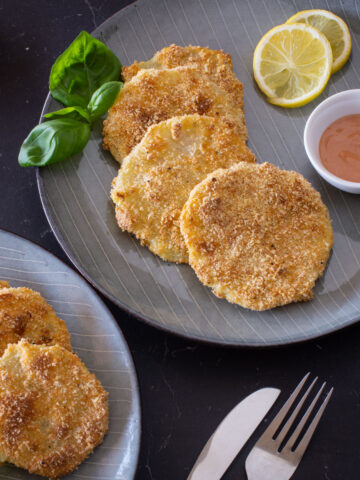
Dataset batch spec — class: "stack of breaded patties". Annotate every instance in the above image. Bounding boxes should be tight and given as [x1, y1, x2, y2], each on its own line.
[105, 44, 333, 311]
[0, 284, 108, 479]
[103, 45, 247, 161]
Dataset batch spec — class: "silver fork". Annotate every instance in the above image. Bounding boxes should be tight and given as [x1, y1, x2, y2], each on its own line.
[245, 373, 333, 480]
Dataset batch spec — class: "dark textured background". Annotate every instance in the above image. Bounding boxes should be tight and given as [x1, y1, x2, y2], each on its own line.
[1, 1, 359, 479]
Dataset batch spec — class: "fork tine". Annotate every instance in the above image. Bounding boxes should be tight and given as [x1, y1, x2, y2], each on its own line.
[264, 372, 310, 438]
[294, 387, 334, 457]
[284, 381, 326, 451]
[275, 376, 318, 445]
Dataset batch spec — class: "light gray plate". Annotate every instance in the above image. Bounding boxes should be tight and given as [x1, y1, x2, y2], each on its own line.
[38, 0, 360, 347]
[0, 230, 140, 480]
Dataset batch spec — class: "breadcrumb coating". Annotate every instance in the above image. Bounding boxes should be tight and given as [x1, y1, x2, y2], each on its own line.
[122, 44, 244, 114]
[122, 44, 234, 80]
[0, 286, 71, 356]
[111, 114, 255, 263]
[180, 162, 333, 310]
[103, 66, 247, 162]
[0, 341, 108, 478]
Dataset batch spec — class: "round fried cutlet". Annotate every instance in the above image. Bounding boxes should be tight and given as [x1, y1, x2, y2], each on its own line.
[122, 44, 244, 117]
[0, 340, 108, 479]
[180, 162, 333, 310]
[111, 114, 255, 263]
[0, 281, 9, 289]
[0, 286, 72, 356]
[122, 44, 235, 82]
[103, 66, 247, 163]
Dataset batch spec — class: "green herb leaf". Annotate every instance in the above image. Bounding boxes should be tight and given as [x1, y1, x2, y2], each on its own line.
[87, 81, 123, 121]
[44, 106, 91, 123]
[18, 119, 91, 167]
[49, 31, 122, 108]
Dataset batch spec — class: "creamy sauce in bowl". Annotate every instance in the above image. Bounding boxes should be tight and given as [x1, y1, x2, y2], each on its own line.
[319, 114, 360, 182]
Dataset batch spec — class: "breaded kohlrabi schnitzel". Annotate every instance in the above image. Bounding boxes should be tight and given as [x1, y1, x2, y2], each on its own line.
[122, 44, 245, 116]
[111, 114, 255, 263]
[0, 340, 108, 479]
[180, 162, 333, 310]
[0, 285, 71, 356]
[103, 66, 247, 162]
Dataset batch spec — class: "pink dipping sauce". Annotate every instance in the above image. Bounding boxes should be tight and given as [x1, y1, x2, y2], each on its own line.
[319, 114, 360, 182]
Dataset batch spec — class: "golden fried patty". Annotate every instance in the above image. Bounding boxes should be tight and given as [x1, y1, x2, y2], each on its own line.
[0, 286, 71, 356]
[0, 281, 9, 289]
[180, 162, 333, 310]
[122, 44, 244, 117]
[0, 341, 108, 479]
[111, 115, 255, 263]
[122, 44, 235, 81]
[103, 66, 247, 162]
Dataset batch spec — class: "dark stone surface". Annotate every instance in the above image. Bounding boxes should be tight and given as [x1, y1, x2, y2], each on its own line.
[1, 1, 359, 479]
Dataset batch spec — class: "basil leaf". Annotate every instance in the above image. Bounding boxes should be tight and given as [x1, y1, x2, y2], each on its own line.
[44, 106, 90, 123]
[87, 81, 123, 121]
[18, 119, 91, 167]
[49, 31, 122, 108]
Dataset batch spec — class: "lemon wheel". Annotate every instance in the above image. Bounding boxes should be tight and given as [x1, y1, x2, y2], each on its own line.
[286, 9, 351, 73]
[253, 23, 333, 108]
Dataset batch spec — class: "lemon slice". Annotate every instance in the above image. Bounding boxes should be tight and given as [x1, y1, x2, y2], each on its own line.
[286, 9, 351, 73]
[253, 23, 333, 108]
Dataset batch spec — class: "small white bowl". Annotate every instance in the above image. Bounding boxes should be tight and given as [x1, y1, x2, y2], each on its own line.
[304, 89, 360, 194]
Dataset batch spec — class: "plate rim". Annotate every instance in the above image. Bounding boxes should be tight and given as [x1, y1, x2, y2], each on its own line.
[36, 1, 360, 348]
[0, 227, 142, 479]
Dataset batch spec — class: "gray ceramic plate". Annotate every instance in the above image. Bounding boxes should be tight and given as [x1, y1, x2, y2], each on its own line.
[38, 0, 360, 347]
[0, 230, 140, 480]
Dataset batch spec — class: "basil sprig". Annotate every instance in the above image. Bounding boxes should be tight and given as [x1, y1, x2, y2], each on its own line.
[18, 119, 91, 167]
[49, 31, 121, 108]
[19, 31, 123, 167]
[44, 106, 91, 123]
[87, 81, 123, 121]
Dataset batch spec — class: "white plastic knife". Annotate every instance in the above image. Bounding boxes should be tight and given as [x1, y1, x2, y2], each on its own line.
[187, 387, 280, 480]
